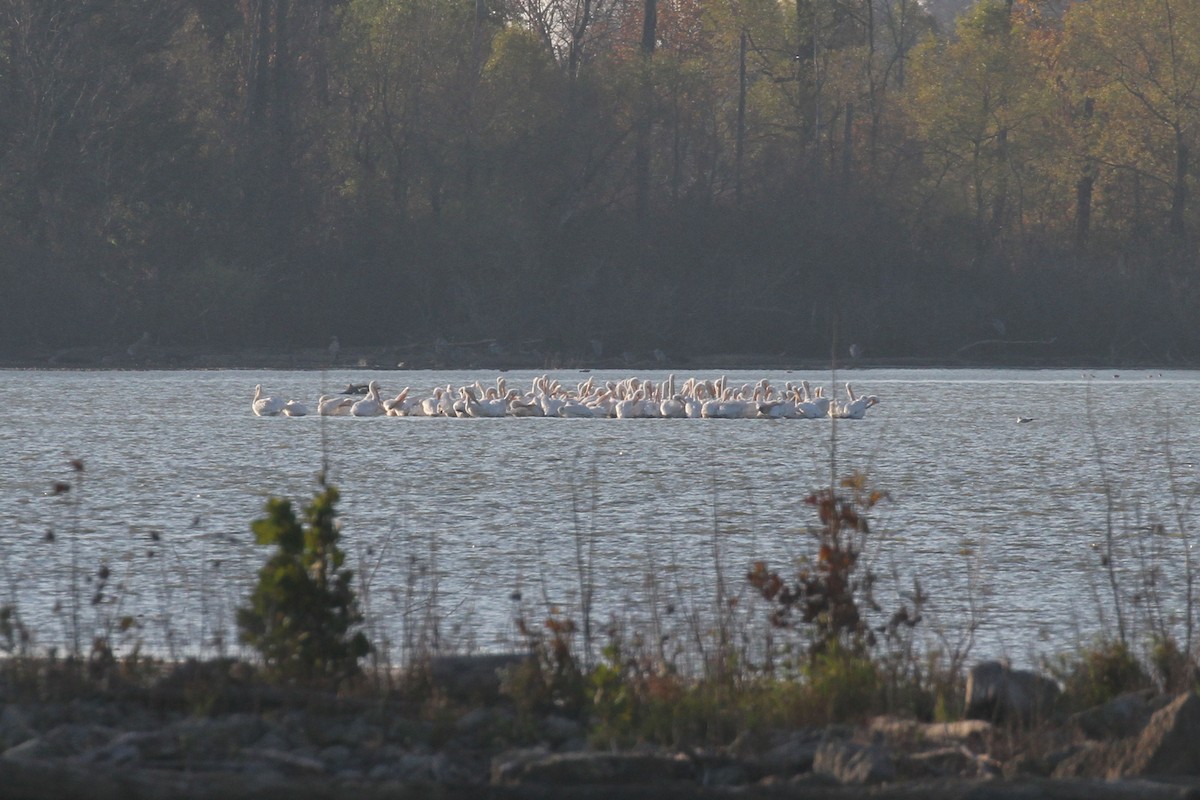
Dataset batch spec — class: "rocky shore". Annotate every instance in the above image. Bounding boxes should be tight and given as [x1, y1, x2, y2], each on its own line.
[4, 657, 1200, 800]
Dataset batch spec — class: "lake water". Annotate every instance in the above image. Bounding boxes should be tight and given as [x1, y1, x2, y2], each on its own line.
[2, 367, 1198, 669]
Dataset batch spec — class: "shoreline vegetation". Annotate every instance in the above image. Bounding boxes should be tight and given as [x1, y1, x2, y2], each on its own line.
[6, 470, 1200, 798]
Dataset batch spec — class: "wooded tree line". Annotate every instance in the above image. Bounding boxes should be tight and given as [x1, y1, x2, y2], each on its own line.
[1, 0, 1197, 362]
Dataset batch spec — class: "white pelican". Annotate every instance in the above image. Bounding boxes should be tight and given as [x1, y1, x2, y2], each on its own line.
[437, 385, 458, 417]
[384, 388, 414, 416]
[758, 399, 798, 419]
[660, 395, 687, 418]
[797, 393, 831, 420]
[477, 390, 512, 418]
[351, 381, 384, 417]
[614, 390, 644, 419]
[317, 394, 354, 416]
[282, 399, 309, 417]
[558, 398, 598, 417]
[834, 395, 879, 420]
[508, 396, 544, 417]
[539, 393, 567, 418]
[420, 387, 445, 417]
[252, 385, 286, 416]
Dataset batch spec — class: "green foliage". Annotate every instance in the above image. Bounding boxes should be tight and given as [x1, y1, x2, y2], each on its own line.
[803, 643, 882, 723]
[236, 483, 370, 685]
[1054, 639, 1151, 711]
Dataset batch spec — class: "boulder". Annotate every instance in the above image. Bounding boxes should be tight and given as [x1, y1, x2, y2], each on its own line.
[492, 750, 694, 786]
[965, 660, 1060, 724]
[1118, 690, 1200, 777]
[0, 707, 36, 751]
[1069, 689, 1159, 741]
[1050, 742, 1125, 779]
[756, 733, 820, 775]
[896, 746, 977, 779]
[2, 723, 119, 762]
[812, 738, 896, 785]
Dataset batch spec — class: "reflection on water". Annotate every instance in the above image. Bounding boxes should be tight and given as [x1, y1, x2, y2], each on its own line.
[1, 367, 1198, 664]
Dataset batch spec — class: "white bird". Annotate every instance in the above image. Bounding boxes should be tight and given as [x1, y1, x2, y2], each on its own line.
[351, 380, 384, 417]
[508, 395, 544, 417]
[797, 392, 831, 419]
[384, 388, 413, 416]
[759, 399, 798, 419]
[558, 398, 599, 417]
[614, 390, 644, 419]
[477, 390, 512, 418]
[282, 399, 308, 417]
[835, 394, 879, 420]
[660, 395, 687, 418]
[317, 394, 354, 416]
[252, 385, 286, 417]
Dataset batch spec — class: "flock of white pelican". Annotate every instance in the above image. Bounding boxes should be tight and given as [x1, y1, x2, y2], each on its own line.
[253, 376, 880, 420]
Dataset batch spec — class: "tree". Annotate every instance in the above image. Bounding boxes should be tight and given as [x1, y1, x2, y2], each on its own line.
[237, 484, 370, 684]
[0, 0, 189, 258]
[1062, 0, 1200, 246]
[904, 0, 1056, 248]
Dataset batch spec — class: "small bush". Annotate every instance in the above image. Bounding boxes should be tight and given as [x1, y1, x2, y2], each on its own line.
[803, 643, 882, 723]
[236, 482, 370, 685]
[1055, 639, 1150, 710]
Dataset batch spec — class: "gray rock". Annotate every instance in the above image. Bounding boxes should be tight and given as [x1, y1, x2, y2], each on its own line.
[2, 723, 119, 762]
[491, 747, 554, 784]
[902, 748, 974, 777]
[241, 747, 325, 773]
[385, 717, 432, 746]
[454, 707, 494, 735]
[698, 761, 748, 787]
[493, 750, 694, 786]
[398, 750, 459, 782]
[1051, 741, 1126, 779]
[966, 660, 1060, 724]
[1118, 690, 1200, 777]
[0, 706, 36, 750]
[160, 713, 269, 762]
[341, 715, 379, 747]
[78, 729, 177, 766]
[813, 738, 896, 785]
[1069, 689, 1162, 741]
[758, 733, 820, 775]
[319, 744, 353, 770]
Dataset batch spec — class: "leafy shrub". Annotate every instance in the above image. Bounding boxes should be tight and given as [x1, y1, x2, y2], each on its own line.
[803, 642, 882, 723]
[236, 483, 370, 685]
[747, 474, 893, 658]
[1055, 639, 1150, 710]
